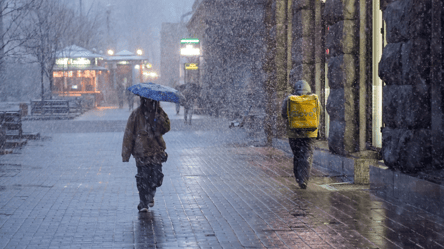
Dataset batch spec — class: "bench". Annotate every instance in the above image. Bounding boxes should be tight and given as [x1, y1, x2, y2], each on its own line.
[31, 100, 70, 115]
[0, 111, 23, 138]
[1, 111, 38, 150]
[67, 98, 83, 114]
[0, 111, 25, 147]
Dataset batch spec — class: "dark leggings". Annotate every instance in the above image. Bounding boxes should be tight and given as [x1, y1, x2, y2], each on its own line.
[289, 138, 315, 185]
[135, 163, 164, 207]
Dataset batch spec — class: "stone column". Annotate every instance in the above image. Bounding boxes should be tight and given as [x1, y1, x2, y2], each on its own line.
[324, 0, 359, 155]
[264, 0, 277, 144]
[431, 0, 444, 168]
[314, 0, 326, 138]
[379, 0, 433, 172]
[275, 0, 288, 137]
[290, 0, 315, 90]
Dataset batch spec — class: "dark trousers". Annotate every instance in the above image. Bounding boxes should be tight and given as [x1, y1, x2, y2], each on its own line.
[289, 138, 315, 185]
[128, 97, 134, 111]
[176, 103, 180, 114]
[184, 106, 194, 124]
[135, 162, 164, 207]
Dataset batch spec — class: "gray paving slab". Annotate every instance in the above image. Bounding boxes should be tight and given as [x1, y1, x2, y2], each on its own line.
[1, 102, 444, 248]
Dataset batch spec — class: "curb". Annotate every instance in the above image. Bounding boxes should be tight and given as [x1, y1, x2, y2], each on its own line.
[370, 166, 444, 218]
[272, 137, 444, 218]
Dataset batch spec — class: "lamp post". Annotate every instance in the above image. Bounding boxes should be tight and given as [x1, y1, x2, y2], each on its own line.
[79, 0, 82, 16]
[136, 49, 144, 82]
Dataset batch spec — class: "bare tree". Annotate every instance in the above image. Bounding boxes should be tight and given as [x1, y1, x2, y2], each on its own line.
[19, 0, 107, 100]
[0, 0, 41, 101]
[0, 0, 40, 63]
[20, 0, 75, 100]
[63, 2, 106, 50]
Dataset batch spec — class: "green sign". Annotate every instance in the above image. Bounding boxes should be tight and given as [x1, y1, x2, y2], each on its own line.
[181, 38, 200, 44]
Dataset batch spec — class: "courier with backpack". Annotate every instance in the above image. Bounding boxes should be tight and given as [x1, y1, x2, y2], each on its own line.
[281, 80, 321, 189]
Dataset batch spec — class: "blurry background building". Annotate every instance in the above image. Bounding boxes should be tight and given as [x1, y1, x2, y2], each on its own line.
[187, 0, 444, 176]
[53, 45, 107, 107]
[102, 50, 148, 106]
[160, 23, 188, 88]
[187, 0, 266, 119]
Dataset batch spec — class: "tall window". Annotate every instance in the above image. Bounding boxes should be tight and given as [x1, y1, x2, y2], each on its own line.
[325, 61, 330, 138]
[372, 0, 385, 148]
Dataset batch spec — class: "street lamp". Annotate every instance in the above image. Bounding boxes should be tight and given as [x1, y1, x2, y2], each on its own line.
[136, 49, 143, 56]
[107, 49, 114, 56]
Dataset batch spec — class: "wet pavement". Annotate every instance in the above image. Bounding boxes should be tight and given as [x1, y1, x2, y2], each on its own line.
[1, 103, 444, 248]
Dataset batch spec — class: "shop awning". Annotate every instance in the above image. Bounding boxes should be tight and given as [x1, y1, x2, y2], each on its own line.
[53, 65, 108, 71]
[104, 50, 147, 62]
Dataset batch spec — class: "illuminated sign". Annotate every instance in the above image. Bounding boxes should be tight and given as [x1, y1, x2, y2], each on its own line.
[56, 58, 69, 65]
[180, 38, 201, 56]
[143, 72, 158, 78]
[181, 38, 199, 44]
[72, 58, 91, 65]
[56, 58, 91, 66]
[185, 63, 199, 70]
[181, 45, 200, 56]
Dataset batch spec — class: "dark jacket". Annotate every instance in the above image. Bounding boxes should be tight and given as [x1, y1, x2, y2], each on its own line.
[122, 106, 170, 162]
[182, 88, 198, 108]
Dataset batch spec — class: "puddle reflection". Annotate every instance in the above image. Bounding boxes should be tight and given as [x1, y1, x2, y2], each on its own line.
[135, 211, 156, 247]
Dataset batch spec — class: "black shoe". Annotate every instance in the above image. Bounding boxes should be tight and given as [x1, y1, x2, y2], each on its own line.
[148, 199, 154, 208]
[295, 178, 307, 189]
[138, 202, 148, 212]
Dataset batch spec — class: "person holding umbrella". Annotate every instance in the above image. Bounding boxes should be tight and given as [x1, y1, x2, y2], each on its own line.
[122, 83, 182, 212]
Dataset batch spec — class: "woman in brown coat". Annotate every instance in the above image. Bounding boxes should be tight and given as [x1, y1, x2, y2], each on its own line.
[122, 97, 171, 212]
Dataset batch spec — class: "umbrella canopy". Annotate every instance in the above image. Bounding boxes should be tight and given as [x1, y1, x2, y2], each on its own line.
[127, 83, 184, 104]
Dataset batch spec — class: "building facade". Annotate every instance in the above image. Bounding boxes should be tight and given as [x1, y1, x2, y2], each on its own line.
[187, 0, 267, 117]
[102, 50, 147, 107]
[160, 23, 188, 87]
[188, 0, 444, 174]
[53, 45, 108, 107]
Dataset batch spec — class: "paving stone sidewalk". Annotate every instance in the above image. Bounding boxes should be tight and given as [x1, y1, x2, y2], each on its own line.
[1, 103, 444, 248]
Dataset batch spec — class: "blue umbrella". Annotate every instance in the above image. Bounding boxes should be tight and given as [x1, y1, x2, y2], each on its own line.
[127, 82, 184, 104]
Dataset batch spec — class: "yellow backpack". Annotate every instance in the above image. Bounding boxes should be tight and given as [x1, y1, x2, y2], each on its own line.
[287, 95, 319, 130]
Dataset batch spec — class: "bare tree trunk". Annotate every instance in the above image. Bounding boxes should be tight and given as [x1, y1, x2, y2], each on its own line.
[49, 70, 53, 100]
[0, 0, 5, 101]
[79, 0, 82, 16]
[40, 61, 44, 101]
[0, 0, 3, 63]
